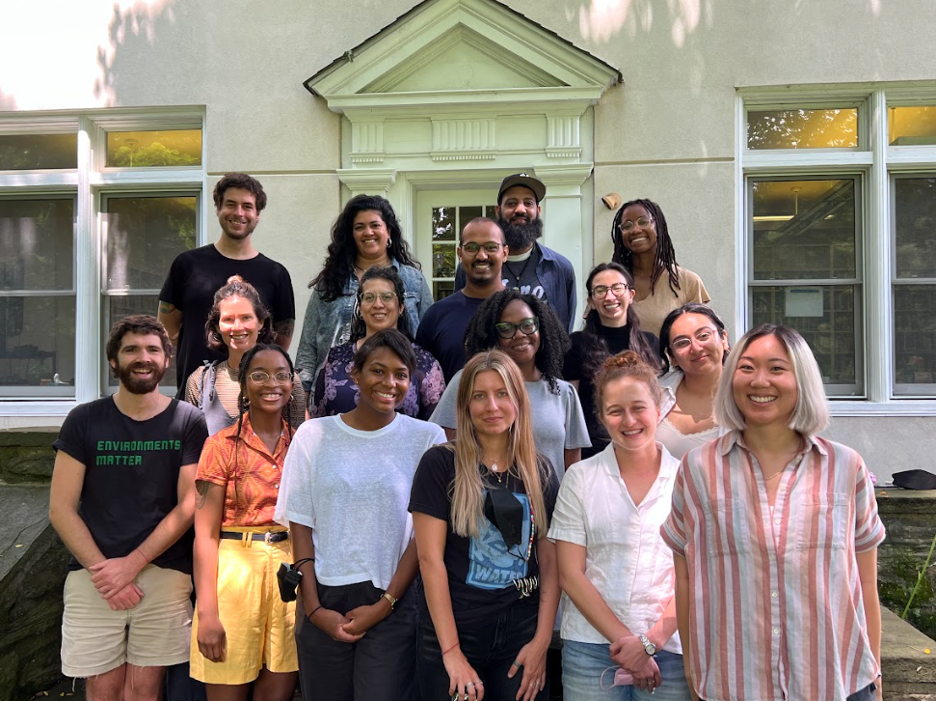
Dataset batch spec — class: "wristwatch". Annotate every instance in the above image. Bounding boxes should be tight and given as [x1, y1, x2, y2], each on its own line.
[381, 591, 398, 610]
[639, 634, 657, 656]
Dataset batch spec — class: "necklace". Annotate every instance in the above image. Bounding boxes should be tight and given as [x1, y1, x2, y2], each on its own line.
[503, 255, 533, 288]
[354, 258, 390, 277]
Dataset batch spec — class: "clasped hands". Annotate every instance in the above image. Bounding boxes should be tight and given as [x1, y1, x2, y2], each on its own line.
[610, 635, 662, 692]
[88, 549, 149, 611]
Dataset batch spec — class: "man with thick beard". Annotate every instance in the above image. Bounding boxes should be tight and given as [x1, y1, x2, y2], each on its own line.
[49, 315, 207, 700]
[454, 173, 577, 333]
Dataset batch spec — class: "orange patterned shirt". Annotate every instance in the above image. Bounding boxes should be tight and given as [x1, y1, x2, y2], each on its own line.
[196, 414, 291, 527]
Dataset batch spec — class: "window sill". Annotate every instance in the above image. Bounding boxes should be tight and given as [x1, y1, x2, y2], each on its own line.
[830, 400, 936, 417]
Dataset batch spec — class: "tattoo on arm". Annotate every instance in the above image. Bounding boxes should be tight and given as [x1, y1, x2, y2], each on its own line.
[195, 480, 210, 510]
[274, 319, 295, 339]
[159, 301, 176, 314]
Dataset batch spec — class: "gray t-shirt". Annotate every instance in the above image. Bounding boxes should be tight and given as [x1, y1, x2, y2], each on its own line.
[430, 371, 590, 479]
[275, 413, 446, 589]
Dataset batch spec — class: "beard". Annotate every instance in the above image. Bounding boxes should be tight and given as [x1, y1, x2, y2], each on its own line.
[113, 360, 167, 394]
[498, 216, 542, 252]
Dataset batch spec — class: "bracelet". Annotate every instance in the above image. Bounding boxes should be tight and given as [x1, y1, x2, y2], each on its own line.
[442, 641, 460, 657]
[134, 547, 150, 564]
[308, 605, 323, 620]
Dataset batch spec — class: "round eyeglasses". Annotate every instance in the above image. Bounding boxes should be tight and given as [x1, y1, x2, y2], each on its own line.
[494, 317, 539, 339]
[248, 370, 293, 383]
[590, 283, 629, 298]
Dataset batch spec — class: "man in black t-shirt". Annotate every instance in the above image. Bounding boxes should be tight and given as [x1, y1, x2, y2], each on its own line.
[158, 173, 295, 394]
[50, 315, 208, 700]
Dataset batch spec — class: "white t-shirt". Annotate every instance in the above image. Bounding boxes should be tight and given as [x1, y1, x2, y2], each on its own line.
[429, 370, 591, 479]
[275, 413, 446, 590]
[547, 442, 682, 653]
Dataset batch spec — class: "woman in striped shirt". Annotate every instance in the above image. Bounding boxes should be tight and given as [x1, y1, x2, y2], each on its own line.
[662, 324, 884, 701]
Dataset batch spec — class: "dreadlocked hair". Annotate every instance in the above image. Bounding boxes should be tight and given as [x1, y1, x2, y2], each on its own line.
[233, 344, 297, 471]
[581, 263, 659, 383]
[462, 289, 570, 394]
[309, 194, 420, 302]
[611, 198, 682, 298]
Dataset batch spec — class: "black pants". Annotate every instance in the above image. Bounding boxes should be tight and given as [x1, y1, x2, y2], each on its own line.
[416, 596, 547, 701]
[295, 581, 417, 701]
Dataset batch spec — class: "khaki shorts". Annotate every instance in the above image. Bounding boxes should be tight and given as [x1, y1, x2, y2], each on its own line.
[61, 565, 193, 678]
[190, 528, 298, 685]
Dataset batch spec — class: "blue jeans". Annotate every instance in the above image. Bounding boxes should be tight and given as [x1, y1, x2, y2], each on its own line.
[561, 639, 691, 701]
[417, 596, 547, 701]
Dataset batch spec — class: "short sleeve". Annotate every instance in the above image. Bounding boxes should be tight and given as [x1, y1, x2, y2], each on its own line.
[275, 425, 315, 528]
[416, 271, 434, 321]
[854, 455, 886, 553]
[409, 445, 455, 522]
[183, 367, 203, 407]
[414, 303, 437, 352]
[158, 254, 185, 307]
[269, 263, 296, 323]
[195, 434, 232, 487]
[547, 464, 587, 546]
[563, 333, 584, 382]
[52, 404, 90, 465]
[683, 268, 710, 305]
[541, 458, 561, 520]
[429, 370, 461, 430]
[180, 408, 208, 466]
[661, 456, 691, 556]
[561, 382, 592, 450]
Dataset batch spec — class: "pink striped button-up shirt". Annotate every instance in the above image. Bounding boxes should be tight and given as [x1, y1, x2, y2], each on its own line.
[661, 431, 885, 701]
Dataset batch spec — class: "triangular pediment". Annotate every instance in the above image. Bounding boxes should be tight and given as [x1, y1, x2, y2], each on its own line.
[306, 0, 620, 112]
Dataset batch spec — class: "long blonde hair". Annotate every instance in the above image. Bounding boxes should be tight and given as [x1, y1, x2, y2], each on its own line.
[449, 350, 549, 539]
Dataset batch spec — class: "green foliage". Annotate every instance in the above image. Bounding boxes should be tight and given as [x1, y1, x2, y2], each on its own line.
[109, 141, 200, 168]
[880, 547, 936, 640]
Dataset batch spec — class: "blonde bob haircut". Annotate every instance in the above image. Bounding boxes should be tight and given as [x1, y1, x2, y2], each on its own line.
[449, 349, 549, 540]
[714, 323, 830, 437]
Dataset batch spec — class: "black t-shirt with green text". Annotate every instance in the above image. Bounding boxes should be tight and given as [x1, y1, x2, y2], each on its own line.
[53, 397, 208, 574]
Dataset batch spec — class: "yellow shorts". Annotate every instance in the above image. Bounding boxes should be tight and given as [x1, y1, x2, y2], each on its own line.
[190, 528, 298, 685]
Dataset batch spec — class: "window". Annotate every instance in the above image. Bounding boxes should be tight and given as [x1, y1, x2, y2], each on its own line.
[0, 112, 204, 408]
[742, 89, 936, 408]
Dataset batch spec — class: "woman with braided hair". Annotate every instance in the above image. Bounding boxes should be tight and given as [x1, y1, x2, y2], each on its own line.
[190, 343, 299, 699]
[611, 198, 710, 336]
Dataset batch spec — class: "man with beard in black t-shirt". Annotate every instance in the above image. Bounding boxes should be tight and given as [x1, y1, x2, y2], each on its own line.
[50, 315, 207, 700]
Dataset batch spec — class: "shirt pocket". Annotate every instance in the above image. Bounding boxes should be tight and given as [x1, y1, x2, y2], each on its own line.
[700, 498, 752, 557]
[795, 492, 850, 551]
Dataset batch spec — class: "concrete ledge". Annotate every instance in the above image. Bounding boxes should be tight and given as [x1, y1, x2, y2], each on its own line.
[883, 606, 936, 700]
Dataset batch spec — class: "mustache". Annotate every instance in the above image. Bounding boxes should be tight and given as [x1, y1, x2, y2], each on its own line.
[498, 216, 542, 250]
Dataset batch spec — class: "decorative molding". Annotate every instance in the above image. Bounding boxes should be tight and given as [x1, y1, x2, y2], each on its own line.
[336, 168, 397, 195]
[350, 121, 385, 164]
[546, 114, 581, 159]
[430, 118, 495, 161]
[534, 163, 593, 193]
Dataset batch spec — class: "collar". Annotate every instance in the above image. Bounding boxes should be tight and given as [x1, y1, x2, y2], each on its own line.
[720, 429, 827, 457]
[598, 441, 680, 483]
[507, 246, 535, 263]
[225, 413, 290, 459]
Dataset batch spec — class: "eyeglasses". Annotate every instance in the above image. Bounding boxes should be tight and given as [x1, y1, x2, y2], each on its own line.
[362, 291, 397, 304]
[620, 217, 653, 232]
[590, 283, 629, 298]
[248, 370, 293, 383]
[494, 317, 539, 339]
[460, 242, 503, 255]
[670, 328, 718, 352]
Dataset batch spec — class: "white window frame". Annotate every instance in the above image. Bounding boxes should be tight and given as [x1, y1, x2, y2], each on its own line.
[0, 108, 207, 417]
[737, 86, 936, 416]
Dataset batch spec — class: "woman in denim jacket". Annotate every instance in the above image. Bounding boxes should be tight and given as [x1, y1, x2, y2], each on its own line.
[296, 195, 432, 400]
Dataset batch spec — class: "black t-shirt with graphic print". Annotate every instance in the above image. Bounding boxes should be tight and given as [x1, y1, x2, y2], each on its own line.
[409, 444, 559, 627]
[53, 397, 208, 574]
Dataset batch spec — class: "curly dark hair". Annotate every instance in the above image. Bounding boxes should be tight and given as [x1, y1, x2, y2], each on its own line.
[657, 302, 729, 374]
[106, 315, 171, 363]
[234, 344, 296, 454]
[213, 173, 267, 212]
[611, 198, 681, 298]
[463, 289, 569, 394]
[204, 276, 275, 354]
[580, 263, 659, 382]
[348, 266, 414, 342]
[309, 195, 421, 302]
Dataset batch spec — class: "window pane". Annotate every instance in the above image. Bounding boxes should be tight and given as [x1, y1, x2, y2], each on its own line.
[460, 206, 482, 228]
[105, 196, 196, 291]
[895, 178, 936, 279]
[752, 285, 859, 391]
[105, 294, 177, 389]
[105, 129, 202, 167]
[433, 281, 454, 301]
[894, 286, 936, 394]
[0, 198, 74, 290]
[0, 295, 75, 396]
[432, 243, 456, 278]
[432, 207, 454, 241]
[889, 106, 936, 146]
[747, 109, 858, 149]
[0, 134, 77, 170]
[752, 179, 857, 280]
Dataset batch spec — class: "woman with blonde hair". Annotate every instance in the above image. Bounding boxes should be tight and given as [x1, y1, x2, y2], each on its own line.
[410, 350, 560, 702]
[663, 324, 884, 701]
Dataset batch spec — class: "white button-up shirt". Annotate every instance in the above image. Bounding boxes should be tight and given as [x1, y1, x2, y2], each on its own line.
[548, 442, 682, 653]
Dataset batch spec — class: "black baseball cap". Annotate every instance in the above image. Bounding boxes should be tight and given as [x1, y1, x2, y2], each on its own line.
[497, 173, 546, 204]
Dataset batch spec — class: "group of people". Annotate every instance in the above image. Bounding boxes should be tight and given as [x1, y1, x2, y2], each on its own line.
[49, 171, 884, 702]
